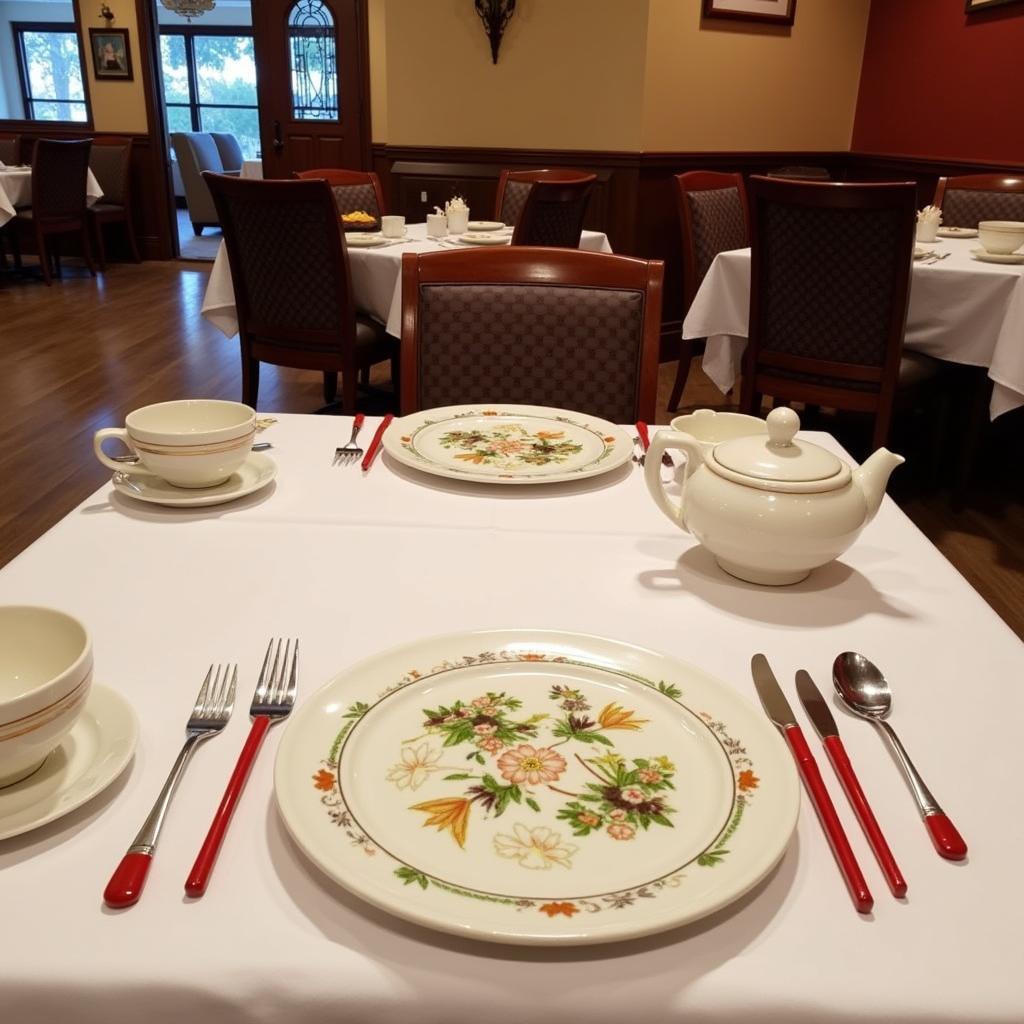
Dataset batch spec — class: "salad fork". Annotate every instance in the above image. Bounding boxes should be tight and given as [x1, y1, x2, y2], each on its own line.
[334, 413, 365, 465]
[104, 664, 237, 909]
[185, 638, 298, 897]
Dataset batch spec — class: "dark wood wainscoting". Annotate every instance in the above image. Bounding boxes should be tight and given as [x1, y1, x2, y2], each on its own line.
[2, 127, 173, 261]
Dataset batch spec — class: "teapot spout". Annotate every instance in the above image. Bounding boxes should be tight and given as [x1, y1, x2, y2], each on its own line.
[855, 448, 905, 524]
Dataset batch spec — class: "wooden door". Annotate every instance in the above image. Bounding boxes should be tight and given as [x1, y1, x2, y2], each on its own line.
[252, 0, 370, 178]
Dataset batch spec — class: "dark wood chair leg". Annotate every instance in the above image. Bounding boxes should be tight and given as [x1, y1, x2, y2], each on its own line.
[80, 224, 97, 277]
[125, 215, 142, 263]
[323, 371, 338, 403]
[241, 352, 260, 408]
[36, 227, 52, 286]
[358, 367, 370, 387]
[193, 223, 204, 236]
[342, 370, 358, 414]
[93, 218, 107, 271]
[668, 338, 695, 412]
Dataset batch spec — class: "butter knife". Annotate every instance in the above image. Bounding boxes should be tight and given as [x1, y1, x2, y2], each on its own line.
[796, 670, 907, 898]
[752, 654, 873, 913]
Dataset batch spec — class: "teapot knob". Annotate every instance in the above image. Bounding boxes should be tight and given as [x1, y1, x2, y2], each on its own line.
[766, 407, 800, 448]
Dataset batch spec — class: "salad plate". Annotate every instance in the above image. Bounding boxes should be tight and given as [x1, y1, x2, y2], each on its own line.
[936, 226, 978, 238]
[458, 232, 510, 246]
[466, 220, 506, 232]
[381, 404, 632, 485]
[345, 234, 388, 248]
[275, 630, 799, 945]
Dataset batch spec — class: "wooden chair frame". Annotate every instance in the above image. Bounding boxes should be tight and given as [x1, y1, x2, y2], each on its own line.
[294, 168, 386, 217]
[88, 135, 142, 266]
[399, 246, 663, 422]
[493, 168, 595, 223]
[933, 173, 1024, 209]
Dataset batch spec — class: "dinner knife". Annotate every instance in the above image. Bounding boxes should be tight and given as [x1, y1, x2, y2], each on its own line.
[751, 655, 873, 914]
[796, 670, 907, 898]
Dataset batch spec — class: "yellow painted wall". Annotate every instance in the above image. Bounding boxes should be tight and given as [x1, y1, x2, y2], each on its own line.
[82, 0, 148, 134]
[641, 0, 872, 152]
[368, 0, 388, 142]
[379, 0, 649, 151]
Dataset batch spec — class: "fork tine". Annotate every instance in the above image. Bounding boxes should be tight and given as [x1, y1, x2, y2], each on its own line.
[194, 665, 214, 717]
[207, 664, 225, 716]
[256, 639, 274, 703]
[223, 665, 237, 718]
[286, 639, 299, 704]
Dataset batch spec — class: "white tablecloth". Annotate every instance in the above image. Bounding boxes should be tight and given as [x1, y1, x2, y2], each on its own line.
[240, 160, 263, 180]
[1, 413, 1021, 1023]
[201, 223, 614, 338]
[684, 236, 1024, 418]
[0, 167, 103, 228]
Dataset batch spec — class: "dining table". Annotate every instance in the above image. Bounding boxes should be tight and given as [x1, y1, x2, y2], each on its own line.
[200, 223, 614, 339]
[684, 235, 1024, 418]
[0, 166, 104, 228]
[1, 412, 1021, 1023]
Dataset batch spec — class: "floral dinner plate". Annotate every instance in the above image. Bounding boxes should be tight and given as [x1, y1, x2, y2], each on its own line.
[381, 404, 633, 485]
[274, 630, 799, 945]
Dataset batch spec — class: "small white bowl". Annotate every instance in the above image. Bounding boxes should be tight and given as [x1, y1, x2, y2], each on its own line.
[0, 607, 93, 787]
[669, 409, 768, 454]
[978, 221, 1024, 255]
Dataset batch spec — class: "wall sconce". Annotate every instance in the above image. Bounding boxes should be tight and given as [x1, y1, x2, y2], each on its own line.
[99, 4, 114, 24]
[474, 0, 516, 64]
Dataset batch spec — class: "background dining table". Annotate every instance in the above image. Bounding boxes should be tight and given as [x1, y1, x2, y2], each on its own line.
[1, 413, 1021, 1023]
[0, 166, 104, 228]
[200, 223, 613, 339]
[684, 236, 1024, 419]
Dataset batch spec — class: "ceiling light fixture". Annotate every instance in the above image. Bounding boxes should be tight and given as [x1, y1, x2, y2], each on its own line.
[160, 0, 216, 23]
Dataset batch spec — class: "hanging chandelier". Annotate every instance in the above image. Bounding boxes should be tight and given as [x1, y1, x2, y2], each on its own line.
[160, 0, 216, 21]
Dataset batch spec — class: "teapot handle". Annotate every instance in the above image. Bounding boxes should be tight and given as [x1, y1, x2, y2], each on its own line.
[644, 430, 705, 535]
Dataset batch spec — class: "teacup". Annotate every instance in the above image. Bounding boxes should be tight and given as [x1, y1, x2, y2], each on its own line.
[0, 606, 92, 787]
[426, 213, 447, 238]
[381, 215, 406, 238]
[978, 220, 1024, 255]
[669, 409, 768, 454]
[94, 399, 255, 488]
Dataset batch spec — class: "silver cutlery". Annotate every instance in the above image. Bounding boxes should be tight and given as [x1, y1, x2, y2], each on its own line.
[112, 471, 144, 494]
[833, 652, 967, 861]
[185, 638, 298, 897]
[104, 663, 237, 908]
[333, 413, 365, 465]
[112, 441, 272, 465]
[925, 252, 950, 265]
[632, 435, 645, 466]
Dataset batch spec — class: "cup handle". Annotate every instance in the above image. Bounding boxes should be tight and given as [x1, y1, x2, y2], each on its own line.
[644, 430, 705, 536]
[94, 428, 144, 473]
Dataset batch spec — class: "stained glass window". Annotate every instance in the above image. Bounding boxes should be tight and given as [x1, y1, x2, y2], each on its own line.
[288, 1, 339, 121]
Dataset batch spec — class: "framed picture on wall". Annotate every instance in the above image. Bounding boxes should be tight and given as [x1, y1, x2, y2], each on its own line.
[88, 29, 133, 81]
[966, 0, 1024, 11]
[702, 0, 797, 25]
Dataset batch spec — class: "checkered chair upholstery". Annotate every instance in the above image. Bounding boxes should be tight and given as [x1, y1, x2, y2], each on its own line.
[687, 187, 748, 286]
[941, 189, 1024, 228]
[498, 180, 531, 226]
[295, 169, 385, 220]
[510, 176, 595, 248]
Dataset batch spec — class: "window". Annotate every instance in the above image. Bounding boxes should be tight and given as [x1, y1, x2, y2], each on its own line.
[13, 23, 88, 122]
[159, 29, 260, 159]
[288, 1, 339, 121]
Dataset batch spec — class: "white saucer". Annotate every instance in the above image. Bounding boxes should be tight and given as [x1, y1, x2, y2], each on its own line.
[112, 451, 277, 507]
[936, 227, 978, 238]
[345, 234, 387, 248]
[971, 248, 1024, 265]
[459, 232, 510, 246]
[466, 220, 505, 232]
[0, 685, 137, 841]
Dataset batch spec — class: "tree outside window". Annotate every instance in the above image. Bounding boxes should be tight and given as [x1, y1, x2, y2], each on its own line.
[14, 25, 88, 122]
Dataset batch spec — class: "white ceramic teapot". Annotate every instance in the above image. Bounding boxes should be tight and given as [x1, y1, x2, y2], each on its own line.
[645, 408, 904, 586]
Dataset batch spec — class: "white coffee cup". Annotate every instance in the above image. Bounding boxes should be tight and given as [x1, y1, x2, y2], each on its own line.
[380, 215, 406, 238]
[916, 220, 938, 244]
[0, 606, 92, 787]
[94, 399, 256, 488]
[426, 213, 447, 238]
[446, 207, 469, 234]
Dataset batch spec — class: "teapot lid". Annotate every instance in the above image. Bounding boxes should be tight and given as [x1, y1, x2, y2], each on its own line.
[710, 408, 847, 489]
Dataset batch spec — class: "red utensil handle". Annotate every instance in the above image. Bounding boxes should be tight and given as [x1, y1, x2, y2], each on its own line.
[925, 813, 968, 861]
[353, 413, 365, 429]
[184, 716, 272, 898]
[362, 414, 394, 471]
[785, 726, 874, 914]
[823, 735, 907, 898]
[104, 851, 153, 909]
[635, 421, 651, 451]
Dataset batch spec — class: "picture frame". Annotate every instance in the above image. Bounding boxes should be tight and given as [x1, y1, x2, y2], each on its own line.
[965, 0, 1024, 11]
[88, 28, 133, 81]
[702, 0, 797, 26]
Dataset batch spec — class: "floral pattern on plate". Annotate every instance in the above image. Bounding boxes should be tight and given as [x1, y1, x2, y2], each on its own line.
[436, 425, 586, 469]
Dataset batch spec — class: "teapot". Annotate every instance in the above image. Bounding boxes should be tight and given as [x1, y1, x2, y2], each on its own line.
[645, 408, 904, 586]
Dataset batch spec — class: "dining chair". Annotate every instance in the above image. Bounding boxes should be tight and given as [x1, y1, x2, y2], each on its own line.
[741, 176, 942, 450]
[494, 168, 594, 228]
[294, 168, 386, 220]
[204, 173, 397, 412]
[87, 136, 141, 267]
[932, 174, 1024, 228]
[509, 174, 596, 248]
[670, 170, 749, 411]
[399, 247, 663, 423]
[13, 138, 96, 286]
[0, 133, 20, 165]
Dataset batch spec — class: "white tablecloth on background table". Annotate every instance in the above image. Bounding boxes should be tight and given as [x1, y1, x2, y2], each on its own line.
[1, 413, 1021, 1024]
[684, 236, 1024, 418]
[240, 160, 263, 179]
[0, 167, 103, 228]
[201, 223, 614, 338]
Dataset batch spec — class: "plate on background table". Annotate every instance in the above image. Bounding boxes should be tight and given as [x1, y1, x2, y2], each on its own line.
[381, 404, 632, 484]
[345, 233, 388, 248]
[971, 248, 1024, 265]
[0, 685, 137, 841]
[936, 226, 978, 238]
[112, 451, 276, 507]
[467, 220, 506, 232]
[275, 630, 798, 945]
[458, 232, 510, 246]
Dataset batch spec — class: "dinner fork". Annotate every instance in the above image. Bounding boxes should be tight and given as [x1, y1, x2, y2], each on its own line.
[333, 413, 364, 464]
[185, 638, 298, 897]
[104, 664, 237, 909]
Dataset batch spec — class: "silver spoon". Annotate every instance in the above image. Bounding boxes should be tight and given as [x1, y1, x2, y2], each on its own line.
[113, 441, 272, 464]
[832, 652, 967, 861]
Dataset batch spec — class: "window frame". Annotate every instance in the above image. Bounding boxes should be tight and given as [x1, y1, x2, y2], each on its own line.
[159, 25, 259, 147]
[11, 20, 91, 125]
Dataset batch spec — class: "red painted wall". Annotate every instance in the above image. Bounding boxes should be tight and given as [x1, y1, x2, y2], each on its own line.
[852, 0, 1024, 165]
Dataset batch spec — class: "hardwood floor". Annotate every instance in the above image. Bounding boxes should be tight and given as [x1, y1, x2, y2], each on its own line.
[2, 259, 1022, 638]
